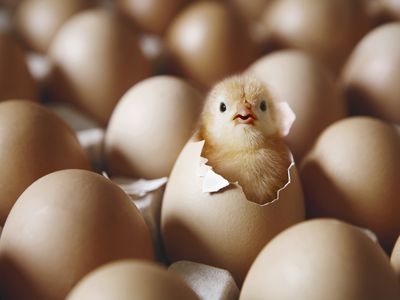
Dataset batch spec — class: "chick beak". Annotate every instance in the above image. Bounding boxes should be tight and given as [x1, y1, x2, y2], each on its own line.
[233, 102, 257, 125]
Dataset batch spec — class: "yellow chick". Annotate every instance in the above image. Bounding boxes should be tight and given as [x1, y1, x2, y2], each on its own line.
[198, 75, 292, 204]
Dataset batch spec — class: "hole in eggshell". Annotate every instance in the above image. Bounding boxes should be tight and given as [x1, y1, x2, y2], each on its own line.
[197, 137, 295, 206]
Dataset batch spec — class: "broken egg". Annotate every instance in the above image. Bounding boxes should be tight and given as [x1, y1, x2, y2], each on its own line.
[240, 219, 400, 300]
[161, 136, 304, 286]
[0, 169, 153, 300]
[67, 260, 200, 300]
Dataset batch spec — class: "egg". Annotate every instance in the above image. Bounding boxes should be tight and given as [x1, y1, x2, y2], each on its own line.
[261, 0, 371, 72]
[391, 236, 400, 280]
[48, 9, 151, 126]
[342, 22, 400, 124]
[0, 100, 90, 225]
[240, 219, 400, 300]
[300, 117, 400, 250]
[247, 50, 346, 161]
[166, 1, 259, 88]
[0, 32, 37, 101]
[15, 0, 91, 53]
[161, 137, 304, 286]
[104, 75, 204, 179]
[67, 260, 199, 300]
[116, 0, 187, 35]
[0, 169, 153, 300]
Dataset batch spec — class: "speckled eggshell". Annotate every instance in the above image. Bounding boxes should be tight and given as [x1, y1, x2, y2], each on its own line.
[247, 50, 346, 161]
[104, 75, 204, 179]
[48, 9, 151, 126]
[67, 260, 200, 300]
[342, 22, 400, 124]
[240, 219, 400, 300]
[161, 137, 305, 286]
[300, 117, 400, 250]
[0, 169, 153, 300]
[0, 100, 90, 225]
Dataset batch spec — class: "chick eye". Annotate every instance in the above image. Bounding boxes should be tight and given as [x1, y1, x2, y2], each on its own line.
[220, 102, 226, 112]
[260, 100, 267, 112]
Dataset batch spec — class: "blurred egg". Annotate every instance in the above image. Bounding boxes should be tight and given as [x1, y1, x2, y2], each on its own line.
[240, 219, 400, 300]
[48, 9, 151, 126]
[116, 0, 187, 35]
[261, 0, 371, 72]
[166, 1, 259, 88]
[227, 0, 271, 23]
[104, 75, 203, 179]
[300, 117, 400, 250]
[247, 50, 346, 160]
[0, 32, 37, 101]
[342, 22, 400, 124]
[391, 236, 400, 280]
[0, 100, 90, 225]
[15, 0, 92, 53]
[161, 137, 304, 286]
[0, 169, 153, 300]
[67, 260, 199, 300]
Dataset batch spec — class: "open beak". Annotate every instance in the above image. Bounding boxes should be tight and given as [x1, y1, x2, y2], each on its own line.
[233, 103, 257, 125]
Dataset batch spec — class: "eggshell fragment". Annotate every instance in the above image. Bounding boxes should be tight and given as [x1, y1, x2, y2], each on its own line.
[161, 138, 305, 286]
[104, 76, 204, 179]
[15, 0, 91, 53]
[67, 260, 199, 300]
[0, 169, 153, 300]
[116, 0, 187, 35]
[0, 32, 37, 101]
[342, 22, 400, 124]
[240, 219, 400, 300]
[300, 117, 400, 250]
[0, 100, 90, 225]
[247, 50, 346, 160]
[261, 0, 371, 72]
[166, 1, 259, 88]
[48, 9, 151, 125]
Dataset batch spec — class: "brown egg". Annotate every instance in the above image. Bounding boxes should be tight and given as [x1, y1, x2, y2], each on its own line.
[381, 0, 400, 20]
[261, 0, 371, 72]
[247, 50, 346, 161]
[67, 260, 199, 300]
[161, 137, 304, 286]
[240, 219, 400, 300]
[15, 0, 91, 53]
[0, 100, 90, 225]
[342, 22, 400, 124]
[166, 1, 259, 88]
[300, 117, 400, 250]
[227, 0, 271, 22]
[0, 32, 37, 101]
[104, 75, 204, 179]
[48, 9, 151, 126]
[116, 0, 187, 35]
[0, 169, 153, 300]
[391, 236, 400, 281]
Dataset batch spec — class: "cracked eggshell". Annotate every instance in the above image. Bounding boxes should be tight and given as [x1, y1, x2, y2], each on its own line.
[161, 138, 305, 286]
[240, 219, 400, 300]
[67, 260, 200, 300]
[0, 169, 153, 300]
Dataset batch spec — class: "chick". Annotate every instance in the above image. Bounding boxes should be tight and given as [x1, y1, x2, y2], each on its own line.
[198, 75, 291, 204]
